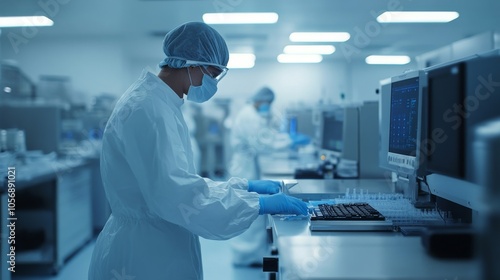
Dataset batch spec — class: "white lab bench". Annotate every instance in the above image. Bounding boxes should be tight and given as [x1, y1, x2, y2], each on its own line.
[267, 179, 481, 280]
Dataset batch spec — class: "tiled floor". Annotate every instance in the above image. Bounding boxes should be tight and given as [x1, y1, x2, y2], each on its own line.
[12, 238, 267, 280]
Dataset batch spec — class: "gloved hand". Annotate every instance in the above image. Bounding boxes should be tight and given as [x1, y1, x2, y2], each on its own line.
[290, 133, 311, 147]
[248, 180, 281, 194]
[258, 193, 309, 215]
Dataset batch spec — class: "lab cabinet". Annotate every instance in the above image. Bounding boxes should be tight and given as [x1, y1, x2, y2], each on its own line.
[56, 165, 92, 268]
[6, 162, 93, 275]
[13, 178, 57, 274]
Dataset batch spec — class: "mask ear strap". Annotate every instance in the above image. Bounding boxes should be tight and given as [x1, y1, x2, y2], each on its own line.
[187, 67, 194, 85]
[198, 66, 211, 78]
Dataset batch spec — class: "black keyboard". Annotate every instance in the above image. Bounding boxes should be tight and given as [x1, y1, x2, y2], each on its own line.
[310, 202, 385, 221]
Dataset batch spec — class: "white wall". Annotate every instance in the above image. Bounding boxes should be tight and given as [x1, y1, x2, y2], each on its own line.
[349, 60, 418, 102]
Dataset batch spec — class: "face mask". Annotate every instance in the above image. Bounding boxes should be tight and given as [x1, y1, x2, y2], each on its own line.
[258, 103, 270, 113]
[186, 67, 218, 103]
[258, 103, 271, 117]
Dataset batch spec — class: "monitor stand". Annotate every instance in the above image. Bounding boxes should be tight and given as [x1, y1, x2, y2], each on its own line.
[395, 173, 418, 204]
[397, 173, 436, 208]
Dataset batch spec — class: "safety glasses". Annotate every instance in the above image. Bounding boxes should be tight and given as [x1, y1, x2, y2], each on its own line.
[185, 60, 229, 82]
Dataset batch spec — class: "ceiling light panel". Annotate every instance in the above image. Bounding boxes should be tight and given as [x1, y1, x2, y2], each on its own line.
[377, 11, 459, 23]
[277, 54, 323, 63]
[203, 13, 278, 24]
[283, 45, 336, 55]
[0, 16, 53, 27]
[228, 53, 256, 69]
[365, 55, 411, 65]
[289, 32, 350, 42]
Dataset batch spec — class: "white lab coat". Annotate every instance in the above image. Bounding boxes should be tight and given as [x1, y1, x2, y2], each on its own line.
[182, 105, 201, 172]
[88, 70, 260, 280]
[228, 103, 291, 265]
[228, 104, 291, 179]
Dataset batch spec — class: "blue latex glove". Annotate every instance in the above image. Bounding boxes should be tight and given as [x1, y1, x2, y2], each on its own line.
[290, 133, 311, 147]
[258, 193, 309, 215]
[248, 180, 281, 194]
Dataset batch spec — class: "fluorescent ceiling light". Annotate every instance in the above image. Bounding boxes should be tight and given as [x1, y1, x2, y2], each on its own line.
[289, 32, 350, 42]
[365, 55, 411, 65]
[228, 53, 256, 69]
[284, 45, 336, 55]
[277, 54, 323, 63]
[377, 11, 459, 23]
[0, 16, 53, 27]
[203, 13, 278, 24]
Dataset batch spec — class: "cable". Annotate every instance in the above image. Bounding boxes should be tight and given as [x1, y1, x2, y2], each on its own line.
[420, 176, 447, 224]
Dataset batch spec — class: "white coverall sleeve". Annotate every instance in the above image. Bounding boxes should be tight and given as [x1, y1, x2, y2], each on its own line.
[122, 107, 260, 240]
[204, 177, 249, 191]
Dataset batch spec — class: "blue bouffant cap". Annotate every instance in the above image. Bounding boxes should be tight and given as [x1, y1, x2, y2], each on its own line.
[252, 87, 275, 103]
[158, 22, 229, 69]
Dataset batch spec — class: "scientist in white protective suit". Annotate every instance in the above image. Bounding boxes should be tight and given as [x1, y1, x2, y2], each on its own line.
[87, 22, 308, 280]
[228, 87, 310, 266]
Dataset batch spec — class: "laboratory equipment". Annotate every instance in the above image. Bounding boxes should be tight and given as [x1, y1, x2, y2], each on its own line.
[421, 50, 500, 213]
[4, 128, 26, 152]
[319, 108, 345, 159]
[474, 118, 500, 280]
[285, 108, 316, 139]
[378, 77, 392, 171]
[0, 62, 35, 101]
[37, 75, 73, 104]
[318, 106, 359, 163]
[0, 104, 62, 154]
[309, 190, 445, 231]
[386, 70, 426, 172]
[423, 50, 500, 182]
[358, 101, 386, 179]
[379, 70, 427, 203]
[312, 102, 385, 179]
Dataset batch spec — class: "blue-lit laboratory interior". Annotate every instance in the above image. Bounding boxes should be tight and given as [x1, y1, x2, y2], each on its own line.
[1, 1, 499, 279]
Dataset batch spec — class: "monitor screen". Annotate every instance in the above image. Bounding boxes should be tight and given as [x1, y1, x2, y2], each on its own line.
[321, 110, 344, 153]
[425, 63, 465, 179]
[387, 70, 425, 172]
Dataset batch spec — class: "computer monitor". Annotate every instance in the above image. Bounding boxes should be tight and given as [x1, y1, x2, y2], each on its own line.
[377, 70, 426, 202]
[378, 78, 392, 171]
[359, 101, 386, 179]
[424, 50, 500, 182]
[422, 50, 500, 211]
[424, 62, 466, 179]
[386, 70, 426, 175]
[319, 107, 359, 162]
[321, 109, 344, 157]
[285, 108, 316, 139]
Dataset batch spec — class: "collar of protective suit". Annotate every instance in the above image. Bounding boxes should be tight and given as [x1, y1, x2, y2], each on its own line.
[141, 69, 184, 108]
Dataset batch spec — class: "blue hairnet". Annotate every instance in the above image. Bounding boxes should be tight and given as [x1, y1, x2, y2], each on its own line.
[159, 22, 229, 69]
[252, 87, 275, 103]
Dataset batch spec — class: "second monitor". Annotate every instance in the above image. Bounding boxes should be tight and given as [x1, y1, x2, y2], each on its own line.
[320, 106, 359, 163]
[319, 103, 386, 179]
